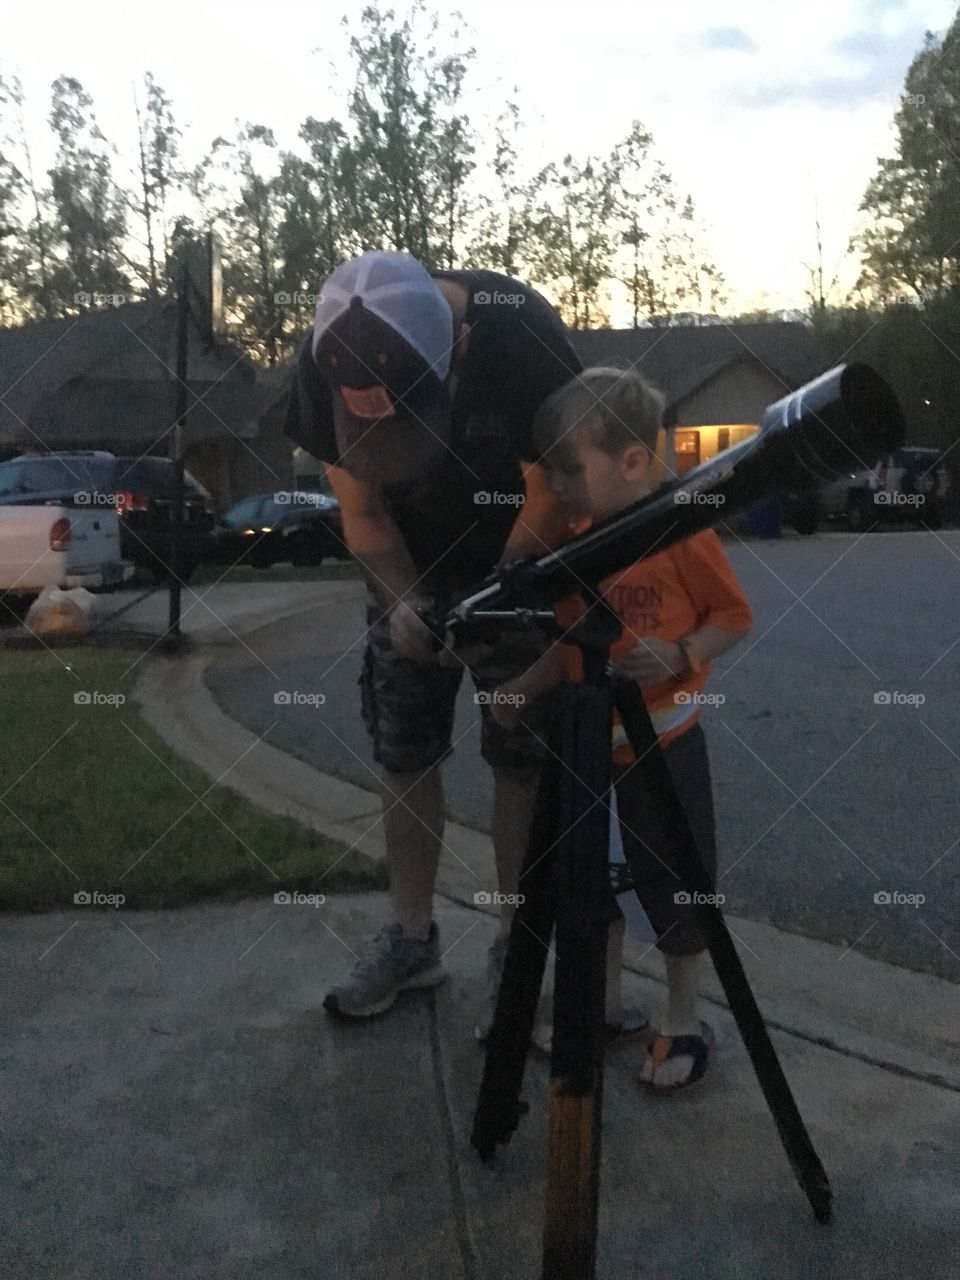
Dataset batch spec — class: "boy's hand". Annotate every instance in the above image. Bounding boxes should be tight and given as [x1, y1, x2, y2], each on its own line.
[488, 681, 528, 729]
[609, 636, 686, 687]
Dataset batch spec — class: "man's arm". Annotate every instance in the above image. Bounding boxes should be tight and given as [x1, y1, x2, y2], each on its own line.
[325, 463, 436, 662]
[497, 460, 574, 566]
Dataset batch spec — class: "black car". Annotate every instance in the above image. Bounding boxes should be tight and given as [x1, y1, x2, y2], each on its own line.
[0, 451, 215, 581]
[212, 492, 346, 568]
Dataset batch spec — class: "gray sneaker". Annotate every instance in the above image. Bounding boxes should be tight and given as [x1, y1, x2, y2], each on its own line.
[323, 921, 445, 1018]
[474, 933, 509, 1042]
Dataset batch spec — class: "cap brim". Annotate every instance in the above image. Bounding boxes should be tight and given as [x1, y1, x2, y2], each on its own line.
[331, 389, 451, 486]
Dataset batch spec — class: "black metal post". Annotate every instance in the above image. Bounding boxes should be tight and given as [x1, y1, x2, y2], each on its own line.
[165, 259, 190, 647]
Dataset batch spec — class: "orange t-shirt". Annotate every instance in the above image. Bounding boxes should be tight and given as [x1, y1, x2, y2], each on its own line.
[553, 526, 753, 762]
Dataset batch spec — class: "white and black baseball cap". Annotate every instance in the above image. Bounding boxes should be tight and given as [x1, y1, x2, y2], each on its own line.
[311, 251, 455, 484]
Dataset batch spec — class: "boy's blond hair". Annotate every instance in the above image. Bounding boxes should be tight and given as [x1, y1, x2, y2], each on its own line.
[532, 365, 666, 462]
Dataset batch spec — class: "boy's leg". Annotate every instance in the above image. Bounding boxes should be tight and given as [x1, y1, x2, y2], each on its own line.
[612, 723, 718, 1084]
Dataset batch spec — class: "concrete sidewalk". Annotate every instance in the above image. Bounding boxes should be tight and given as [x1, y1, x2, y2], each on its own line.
[4, 889, 958, 1280]
[83, 578, 364, 645]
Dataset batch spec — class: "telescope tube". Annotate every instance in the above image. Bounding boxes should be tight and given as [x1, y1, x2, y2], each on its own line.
[444, 362, 905, 637]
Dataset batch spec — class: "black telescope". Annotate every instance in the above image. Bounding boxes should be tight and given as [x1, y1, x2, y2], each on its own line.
[439, 362, 905, 642]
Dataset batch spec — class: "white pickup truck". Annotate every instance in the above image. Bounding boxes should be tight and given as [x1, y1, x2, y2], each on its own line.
[0, 501, 133, 619]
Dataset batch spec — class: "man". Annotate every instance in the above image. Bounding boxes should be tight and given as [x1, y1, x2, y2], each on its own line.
[283, 250, 582, 1032]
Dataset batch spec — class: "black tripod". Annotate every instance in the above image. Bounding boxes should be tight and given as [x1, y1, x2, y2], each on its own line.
[470, 599, 832, 1280]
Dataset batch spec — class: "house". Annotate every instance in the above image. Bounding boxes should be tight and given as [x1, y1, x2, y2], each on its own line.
[0, 301, 293, 505]
[261, 320, 830, 488]
[567, 322, 830, 477]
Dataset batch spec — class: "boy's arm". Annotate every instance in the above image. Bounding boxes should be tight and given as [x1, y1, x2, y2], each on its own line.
[489, 639, 569, 728]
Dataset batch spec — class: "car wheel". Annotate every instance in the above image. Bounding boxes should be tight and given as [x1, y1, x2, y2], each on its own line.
[920, 501, 943, 530]
[847, 494, 873, 532]
[791, 493, 820, 535]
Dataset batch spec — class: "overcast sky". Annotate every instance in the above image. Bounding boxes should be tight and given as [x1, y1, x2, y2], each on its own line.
[4, 0, 957, 317]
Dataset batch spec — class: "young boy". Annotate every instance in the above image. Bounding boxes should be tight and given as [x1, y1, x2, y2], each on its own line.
[490, 366, 753, 1093]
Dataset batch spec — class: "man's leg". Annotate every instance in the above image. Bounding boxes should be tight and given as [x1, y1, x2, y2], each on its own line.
[383, 762, 444, 940]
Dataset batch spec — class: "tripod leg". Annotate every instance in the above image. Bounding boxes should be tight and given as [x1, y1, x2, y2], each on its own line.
[471, 712, 562, 1161]
[613, 681, 832, 1224]
[542, 684, 613, 1280]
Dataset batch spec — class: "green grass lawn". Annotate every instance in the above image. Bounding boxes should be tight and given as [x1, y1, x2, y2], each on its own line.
[0, 646, 386, 913]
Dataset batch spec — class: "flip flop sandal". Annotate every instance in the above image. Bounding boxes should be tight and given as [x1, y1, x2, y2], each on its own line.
[638, 1020, 715, 1095]
[530, 1007, 650, 1058]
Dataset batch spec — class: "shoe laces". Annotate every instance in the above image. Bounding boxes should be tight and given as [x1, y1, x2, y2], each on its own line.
[350, 921, 404, 977]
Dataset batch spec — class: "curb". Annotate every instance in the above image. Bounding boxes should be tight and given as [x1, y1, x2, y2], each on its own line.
[134, 610, 960, 1093]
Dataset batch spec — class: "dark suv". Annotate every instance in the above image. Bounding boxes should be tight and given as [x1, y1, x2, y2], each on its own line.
[0, 452, 215, 581]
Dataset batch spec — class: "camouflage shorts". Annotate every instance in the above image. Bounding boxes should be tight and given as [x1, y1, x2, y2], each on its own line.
[358, 593, 551, 775]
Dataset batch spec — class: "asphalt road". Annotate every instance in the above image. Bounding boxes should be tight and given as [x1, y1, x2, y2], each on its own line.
[206, 529, 960, 982]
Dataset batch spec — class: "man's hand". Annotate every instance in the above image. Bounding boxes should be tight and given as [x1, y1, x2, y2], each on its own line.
[388, 599, 437, 663]
[609, 636, 686, 687]
[436, 642, 496, 670]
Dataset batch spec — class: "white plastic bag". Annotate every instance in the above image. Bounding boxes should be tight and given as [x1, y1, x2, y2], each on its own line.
[25, 586, 96, 637]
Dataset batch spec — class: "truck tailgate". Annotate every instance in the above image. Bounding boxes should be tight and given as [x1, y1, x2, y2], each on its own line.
[0, 504, 129, 591]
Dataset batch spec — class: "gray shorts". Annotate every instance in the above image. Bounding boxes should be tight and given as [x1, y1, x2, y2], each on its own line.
[611, 721, 718, 956]
[358, 594, 551, 775]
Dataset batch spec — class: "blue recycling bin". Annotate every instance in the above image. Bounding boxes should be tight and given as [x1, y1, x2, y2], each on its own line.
[743, 493, 786, 538]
